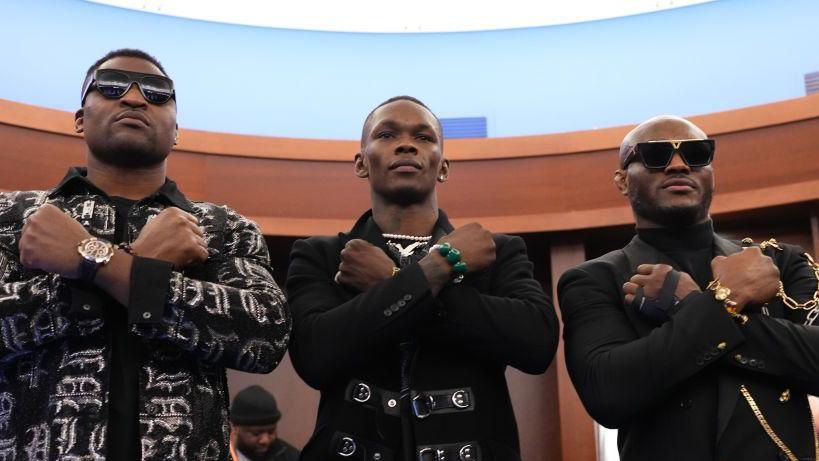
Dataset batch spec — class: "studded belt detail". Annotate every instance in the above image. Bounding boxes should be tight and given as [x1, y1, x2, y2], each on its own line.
[411, 388, 474, 419]
[417, 441, 481, 461]
[346, 380, 401, 416]
[330, 431, 394, 461]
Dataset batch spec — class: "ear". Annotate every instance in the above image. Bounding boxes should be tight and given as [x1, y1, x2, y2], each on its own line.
[354, 152, 369, 178]
[174, 124, 179, 145]
[437, 158, 451, 182]
[613, 169, 629, 196]
[74, 109, 84, 133]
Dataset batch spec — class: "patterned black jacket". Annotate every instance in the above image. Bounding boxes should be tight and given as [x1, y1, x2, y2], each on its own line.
[0, 168, 291, 460]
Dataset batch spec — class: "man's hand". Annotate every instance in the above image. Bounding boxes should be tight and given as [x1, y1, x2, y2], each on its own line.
[623, 264, 700, 305]
[335, 239, 395, 292]
[711, 247, 780, 311]
[436, 222, 496, 273]
[419, 223, 496, 296]
[19, 204, 91, 279]
[131, 207, 208, 268]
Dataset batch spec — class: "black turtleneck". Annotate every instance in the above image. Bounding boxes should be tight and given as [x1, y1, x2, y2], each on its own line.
[637, 219, 720, 451]
[636, 220, 716, 288]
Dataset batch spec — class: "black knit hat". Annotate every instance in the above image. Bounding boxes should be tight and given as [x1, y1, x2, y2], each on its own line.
[230, 385, 282, 426]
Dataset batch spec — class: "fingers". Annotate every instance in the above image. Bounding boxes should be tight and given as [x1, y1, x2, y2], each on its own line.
[622, 281, 639, 295]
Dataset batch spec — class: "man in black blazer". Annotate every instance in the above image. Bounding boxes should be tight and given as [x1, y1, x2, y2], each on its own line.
[286, 96, 559, 461]
[558, 115, 819, 460]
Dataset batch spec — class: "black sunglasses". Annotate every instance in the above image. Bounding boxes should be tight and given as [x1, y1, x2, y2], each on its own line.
[81, 69, 176, 105]
[623, 139, 715, 170]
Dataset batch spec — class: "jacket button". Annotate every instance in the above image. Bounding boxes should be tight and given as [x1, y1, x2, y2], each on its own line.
[749, 359, 758, 367]
[696, 359, 704, 366]
[403, 294, 412, 301]
[734, 354, 743, 362]
[383, 309, 393, 317]
[142, 312, 152, 319]
[397, 300, 406, 307]
[390, 304, 399, 312]
[82, 304, 92, 312]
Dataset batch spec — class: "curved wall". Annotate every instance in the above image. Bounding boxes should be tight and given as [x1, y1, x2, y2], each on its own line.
[2, 94, 818, 236]
[2, 0, 819, 139]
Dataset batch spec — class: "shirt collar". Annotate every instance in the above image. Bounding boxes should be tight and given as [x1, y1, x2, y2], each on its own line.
[48, 166, 194, 213]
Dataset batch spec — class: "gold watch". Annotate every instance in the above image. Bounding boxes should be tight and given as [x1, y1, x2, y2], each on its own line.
[77, 237, 115, 282]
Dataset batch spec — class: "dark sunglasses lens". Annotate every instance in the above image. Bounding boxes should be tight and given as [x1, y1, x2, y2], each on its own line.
[638, 144, 674, 169]
[139, 76, 173, 104]
[680, 141, 714, 167]
[95, 71, 131, 98]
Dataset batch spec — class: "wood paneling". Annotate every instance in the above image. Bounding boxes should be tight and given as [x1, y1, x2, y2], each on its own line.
[2, 95, 819, 236]
[3, 95, 819, 461]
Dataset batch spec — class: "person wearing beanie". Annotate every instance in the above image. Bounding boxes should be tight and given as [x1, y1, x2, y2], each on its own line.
[230, 386, 300, 461]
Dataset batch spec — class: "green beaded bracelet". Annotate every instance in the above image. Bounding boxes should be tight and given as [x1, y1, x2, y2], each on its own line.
[430, 243, 468, 283]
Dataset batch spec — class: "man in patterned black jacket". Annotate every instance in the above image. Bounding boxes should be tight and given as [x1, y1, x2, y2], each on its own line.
[287, 96, 558, 461]
[0, 49, 290, 460]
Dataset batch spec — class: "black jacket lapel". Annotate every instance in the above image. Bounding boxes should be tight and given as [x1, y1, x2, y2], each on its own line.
[712, 234, 744, 444]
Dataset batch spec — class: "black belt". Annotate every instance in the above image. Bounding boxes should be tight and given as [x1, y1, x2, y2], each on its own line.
[330, 432, 395, 460]
[346, 380, 475, 419]
[346, 380, 402, 416]
[417, 441, 480, 461]
[411, 388, 474, 419]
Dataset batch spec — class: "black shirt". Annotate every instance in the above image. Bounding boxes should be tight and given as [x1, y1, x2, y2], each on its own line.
[107, 196, 141, 461]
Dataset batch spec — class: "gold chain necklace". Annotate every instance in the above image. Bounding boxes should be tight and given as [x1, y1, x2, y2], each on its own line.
[740, 385, 819, 461]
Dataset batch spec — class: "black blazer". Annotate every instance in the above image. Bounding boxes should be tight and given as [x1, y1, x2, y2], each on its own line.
[287, 210, 559, 461]
[558, 234, 819, 461]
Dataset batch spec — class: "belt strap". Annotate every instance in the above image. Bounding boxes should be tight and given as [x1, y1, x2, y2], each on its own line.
[411, 388, 474, 419]
[417, 441, 480, 461]
[346, 380, 401, 417]
[330, 431, 394, 461]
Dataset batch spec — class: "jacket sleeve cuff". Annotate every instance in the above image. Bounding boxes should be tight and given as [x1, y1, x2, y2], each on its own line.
[128, 256, 173, 324]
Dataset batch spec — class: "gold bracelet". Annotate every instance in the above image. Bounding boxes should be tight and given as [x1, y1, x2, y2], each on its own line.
[706, 279, 748, 324]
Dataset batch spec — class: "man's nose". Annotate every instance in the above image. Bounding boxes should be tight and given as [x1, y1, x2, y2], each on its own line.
[664, 151, 690, 173]
[395, 139, 418, 154]
[119, 83, 148, 107]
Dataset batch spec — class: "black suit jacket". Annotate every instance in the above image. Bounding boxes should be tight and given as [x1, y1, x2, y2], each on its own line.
[287, 210, 559, 461]
[558, 234, 819, 461]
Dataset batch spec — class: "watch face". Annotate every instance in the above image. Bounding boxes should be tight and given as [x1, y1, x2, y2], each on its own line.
[80, 238, 114, 263]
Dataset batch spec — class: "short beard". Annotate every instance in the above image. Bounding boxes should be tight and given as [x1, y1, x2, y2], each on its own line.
[91, 143, 169, 169]
[235, 442, 270, 461]
[630, 189, 713, 228]
[380, 186, 430, 207]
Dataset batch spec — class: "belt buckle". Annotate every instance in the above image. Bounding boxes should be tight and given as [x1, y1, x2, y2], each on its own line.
[337, 436, 357, 457]
[412, 394, 435, 419]
[418, 447, 446, 461]
[451, 390, 469, 409]
[352, 382, 372, 403]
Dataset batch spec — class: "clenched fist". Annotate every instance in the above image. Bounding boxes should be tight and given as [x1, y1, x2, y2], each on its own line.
[623, 264, 700, 306]
[435, 222, 496, 273]
[335, 239, 395, 292]
[19, 204, 91, 278]
[131, 207, 209, 269]
[711, 247, 780, 311]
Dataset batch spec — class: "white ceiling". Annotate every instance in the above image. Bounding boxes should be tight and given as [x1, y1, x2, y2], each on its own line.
[85, 0, 718, 33]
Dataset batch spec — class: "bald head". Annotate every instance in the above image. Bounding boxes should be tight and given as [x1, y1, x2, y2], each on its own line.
[619, 115, 708, 168]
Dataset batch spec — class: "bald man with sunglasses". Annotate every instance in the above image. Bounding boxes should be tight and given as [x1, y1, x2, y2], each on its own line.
[558, 115, 819, 461]
[0, 49, 290, 460]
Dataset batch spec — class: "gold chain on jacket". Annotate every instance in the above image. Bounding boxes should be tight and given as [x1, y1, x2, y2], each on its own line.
[742, 238, 819, 322]
[740, 385, 819, 461]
